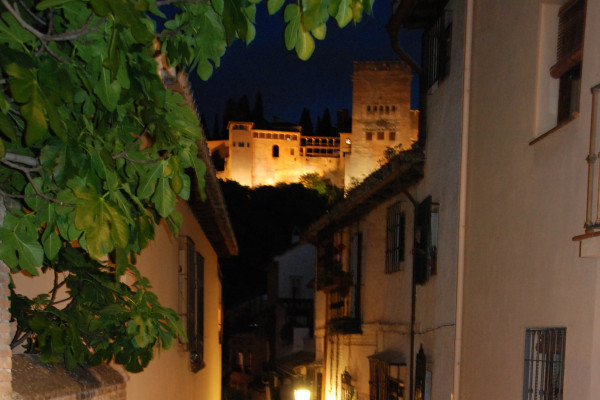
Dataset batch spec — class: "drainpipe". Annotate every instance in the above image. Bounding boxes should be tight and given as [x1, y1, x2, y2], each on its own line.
[453, 0, 474, 399]
[402, 190, 417, 400]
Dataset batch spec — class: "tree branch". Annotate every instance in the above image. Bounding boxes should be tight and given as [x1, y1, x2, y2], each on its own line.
[112, 133, 165, 164]
[10, 330, 33, 349]
[112, 135, 143, 160]
[48, 270, 67, 305]
[17, 0, 46, 26]
[1, 158, 74, 207]
[1, 0, 104, 43]
[2, 152, 38, 167]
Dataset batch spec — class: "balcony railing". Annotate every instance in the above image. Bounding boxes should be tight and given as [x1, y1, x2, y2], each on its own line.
[326, 281, 361, 334]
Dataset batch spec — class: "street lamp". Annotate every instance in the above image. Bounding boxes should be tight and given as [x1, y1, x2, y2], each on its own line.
[294, 388, 311, 400]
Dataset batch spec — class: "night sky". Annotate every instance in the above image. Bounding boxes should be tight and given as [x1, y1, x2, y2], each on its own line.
[190, 2, 421, 138]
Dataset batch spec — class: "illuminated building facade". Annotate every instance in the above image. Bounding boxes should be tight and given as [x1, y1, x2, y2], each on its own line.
[207, 61, 418, 189]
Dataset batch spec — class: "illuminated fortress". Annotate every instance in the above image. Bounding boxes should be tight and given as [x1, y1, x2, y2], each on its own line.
[207, 61, 418, 189]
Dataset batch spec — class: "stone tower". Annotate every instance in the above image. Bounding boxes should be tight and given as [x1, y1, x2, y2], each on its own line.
[344, 61, 418, 187]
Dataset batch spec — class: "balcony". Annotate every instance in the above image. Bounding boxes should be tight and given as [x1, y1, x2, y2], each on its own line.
[326, 281, 361, 334]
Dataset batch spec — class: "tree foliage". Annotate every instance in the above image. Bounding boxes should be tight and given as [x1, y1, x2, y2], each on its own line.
[0, 0, 372, 373]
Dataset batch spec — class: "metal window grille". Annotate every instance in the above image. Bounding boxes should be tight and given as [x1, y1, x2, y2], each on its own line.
[523, 328, 566, 400]
[369, 359, 403, 400]
[386, 202, 405, 273]
[341, 371, 354, 400]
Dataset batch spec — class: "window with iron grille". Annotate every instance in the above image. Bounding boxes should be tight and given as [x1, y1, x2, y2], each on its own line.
[550, 0, 585, 124]
[341, 371, 355, 400]
[386, 202, 405, 273]
[369, 359, 404, 400]
[523, 327, 566, 400]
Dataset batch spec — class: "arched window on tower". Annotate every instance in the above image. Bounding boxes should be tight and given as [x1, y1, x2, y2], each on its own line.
[272, 145, 279, 158]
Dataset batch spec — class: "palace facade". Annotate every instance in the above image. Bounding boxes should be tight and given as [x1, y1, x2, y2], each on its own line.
[208, 61, 419, 189]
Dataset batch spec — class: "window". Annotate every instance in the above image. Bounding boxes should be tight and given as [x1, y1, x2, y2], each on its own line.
[341, 371, 355, 400]
[367, 106, 371, 112]
[422, 10, 451, 90]
[290, 275, 301, 298]
[369, 357, 404, 400]
[389, 132, 396, 141]
[349, 233, 362, 320]
[386, 202, 405, 273]
[377, 132, 385, 140]
[366, 132, 373, 141]
[273, 145, 279, 157]
[238, 141, 244, 147]
[535, 0, 586, 136]
[290, 148, 295, 156]
[414, 196, 439, 285]
[414, 346, 431, 400]
[523, 328, 566, 400]
[178, 236, 205, 372]
[551, 0, 585, 124]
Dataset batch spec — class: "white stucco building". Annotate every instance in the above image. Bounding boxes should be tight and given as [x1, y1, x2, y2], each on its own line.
[309, 0, 600, 399]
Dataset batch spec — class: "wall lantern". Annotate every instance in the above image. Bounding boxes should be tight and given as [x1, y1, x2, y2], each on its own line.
[294, 387, 311, 400]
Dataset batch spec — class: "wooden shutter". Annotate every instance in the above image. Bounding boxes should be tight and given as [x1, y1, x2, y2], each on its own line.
[550, 0, 585, 79]
[414, 346, 426, 400]
[414, 197, 432, 285]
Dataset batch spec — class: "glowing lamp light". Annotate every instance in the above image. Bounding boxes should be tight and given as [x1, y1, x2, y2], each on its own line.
[294, 388, 311, 400]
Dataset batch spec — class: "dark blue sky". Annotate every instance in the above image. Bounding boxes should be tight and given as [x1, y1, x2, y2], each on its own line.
[190, 2, 421, 138]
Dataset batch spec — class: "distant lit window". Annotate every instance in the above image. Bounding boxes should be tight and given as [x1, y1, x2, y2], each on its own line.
[389, 132, 396, 141]
[377, 132, 384, 140]
[346, 138, 351, 145]
[273, 145, 279, 157]
[366, 132, 373, 141]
